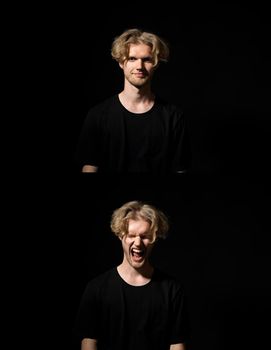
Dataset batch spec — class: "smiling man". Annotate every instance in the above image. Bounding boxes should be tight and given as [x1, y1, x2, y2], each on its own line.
[75, 28, 191, 174]
[74, 201, 190, 350]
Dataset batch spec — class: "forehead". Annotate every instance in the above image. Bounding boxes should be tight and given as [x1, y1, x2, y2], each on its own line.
[127, 218, 151, 233]
[128, 43, 153, 57]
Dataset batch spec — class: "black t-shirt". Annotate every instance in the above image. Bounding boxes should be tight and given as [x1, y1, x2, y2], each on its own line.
[73, 268, 190, 350]
[75, 95, 191, 174]
[124, 106, 154, 172]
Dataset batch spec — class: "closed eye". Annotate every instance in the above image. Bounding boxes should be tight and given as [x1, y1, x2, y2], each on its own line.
[128, 56, 153, 63]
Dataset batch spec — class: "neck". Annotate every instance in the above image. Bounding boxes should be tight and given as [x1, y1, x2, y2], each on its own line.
[118, 89, 155, 114]
[122, 80, 154, 101]
[117, 261, 154, 286]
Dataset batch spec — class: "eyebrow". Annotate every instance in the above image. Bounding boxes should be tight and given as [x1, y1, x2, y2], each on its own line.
[127, 231, 152, 237]
[128, 55, 153, 61]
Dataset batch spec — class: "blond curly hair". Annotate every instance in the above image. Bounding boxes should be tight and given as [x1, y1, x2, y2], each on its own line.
[111, 28, 170, 67]
[110, 201, 169, 243]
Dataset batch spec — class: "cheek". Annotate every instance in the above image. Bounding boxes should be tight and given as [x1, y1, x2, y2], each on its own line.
[144, 240, 154, 248]
[123, 238, 132, 247]
[146, 64, 155, 71]
[123, 63, 131, 70]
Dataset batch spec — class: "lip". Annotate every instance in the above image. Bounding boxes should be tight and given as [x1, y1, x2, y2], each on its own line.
[133, 73, 145, 77]
[131, 247, 144, 253]
[131, 251, 144, 263]
[131, 247, 145, 259]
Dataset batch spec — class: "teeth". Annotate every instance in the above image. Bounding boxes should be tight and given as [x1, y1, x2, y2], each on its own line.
[132, 249, 142, 253]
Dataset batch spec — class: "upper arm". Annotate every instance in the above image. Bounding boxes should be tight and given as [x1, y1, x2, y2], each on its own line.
[171, 110, 191, 173]
[82, 165, 98, 172]
[76, 110, 101, 171]
[170, 343, 186, 350]
[81, 338, 97, 350]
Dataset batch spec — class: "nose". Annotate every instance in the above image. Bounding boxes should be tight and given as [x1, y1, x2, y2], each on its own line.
[134, 236, 142, 246]
[136, 59, 144, 69]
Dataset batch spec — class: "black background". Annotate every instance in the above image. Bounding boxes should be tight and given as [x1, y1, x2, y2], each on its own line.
[67, 175, 270, 350]
[28, 4, 271, 350]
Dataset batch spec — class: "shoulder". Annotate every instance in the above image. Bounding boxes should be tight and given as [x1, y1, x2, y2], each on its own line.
[83, 95, 118, 125]
[84, 268, 117, 292]
[80, 96, 118, 130]
[155, 96, 184, 120]
[153, 268, 185, 295]
[155, 96, 183, 113]
[87, 95, 118, 114]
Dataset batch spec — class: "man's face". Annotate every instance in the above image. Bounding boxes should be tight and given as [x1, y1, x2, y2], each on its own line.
[120, 43, 156, 88]
[121, 218, 154, 270]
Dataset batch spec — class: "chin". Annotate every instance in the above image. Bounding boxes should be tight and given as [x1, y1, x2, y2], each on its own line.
[131, 80, 148, 88]
[130, 259, 145, 269]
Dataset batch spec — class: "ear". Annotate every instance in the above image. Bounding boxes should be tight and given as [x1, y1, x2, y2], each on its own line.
[119, 62, 124, 69]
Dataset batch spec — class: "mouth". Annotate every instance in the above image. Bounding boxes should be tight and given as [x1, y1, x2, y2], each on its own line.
[131, 248, 145, 262]
[133, 73, 146, 78]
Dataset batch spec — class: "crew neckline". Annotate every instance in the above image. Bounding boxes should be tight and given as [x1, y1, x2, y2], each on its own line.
[115, 267, 154, 288]
[117, 94, 156, 116]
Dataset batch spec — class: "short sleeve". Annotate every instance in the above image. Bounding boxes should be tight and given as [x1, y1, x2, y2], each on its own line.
[170, 287, 190, 344]
[73, 281, 100, 341]
[171, 110, 192, 172]
[75, 110, 101, 169]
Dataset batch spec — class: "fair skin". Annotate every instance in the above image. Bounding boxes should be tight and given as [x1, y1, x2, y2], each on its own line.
[82, 43, 157, 173]
[81, 218, 186, 350]
[118, 43, 156, 114]
[117, 218, 155, 285]
[81, 337, 186, 350]
[82, 165, 98, 172]
[81, 338, 97, 350]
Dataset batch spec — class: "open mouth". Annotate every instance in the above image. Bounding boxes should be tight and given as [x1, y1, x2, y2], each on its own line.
[131, 248, 145, 261]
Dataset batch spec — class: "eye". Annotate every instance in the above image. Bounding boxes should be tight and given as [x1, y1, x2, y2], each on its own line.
[143, 57, 153, 63]
[141, 234, 152, 240]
